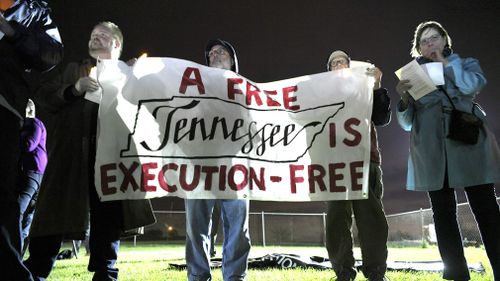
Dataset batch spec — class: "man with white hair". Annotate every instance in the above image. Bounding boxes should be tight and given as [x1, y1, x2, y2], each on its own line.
[325, 50, 391, 281]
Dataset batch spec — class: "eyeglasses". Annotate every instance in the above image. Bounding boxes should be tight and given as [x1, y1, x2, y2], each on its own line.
[330, 59, 349, 68]
[419, 34, 442, 45]
[208, 48, 229, 57]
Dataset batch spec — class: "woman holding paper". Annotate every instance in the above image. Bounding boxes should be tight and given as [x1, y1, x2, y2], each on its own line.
[396, 21, 500, 281]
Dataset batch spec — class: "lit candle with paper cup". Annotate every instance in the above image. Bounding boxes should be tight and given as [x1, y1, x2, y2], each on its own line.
[84, 65, 102, 104]
[89, 66, 97, 79]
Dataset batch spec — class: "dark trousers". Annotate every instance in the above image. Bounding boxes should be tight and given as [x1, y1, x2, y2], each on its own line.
[25, 182, 122, 281]
[87, 184, 121, 280]
[18, 171, 43, 250]
[326, 163, 388, 278]
[428, 183, 500, 281]
[0, 107, 33, 281]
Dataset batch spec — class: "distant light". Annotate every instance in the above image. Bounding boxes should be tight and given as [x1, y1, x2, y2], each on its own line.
[167, 226, 173, 231]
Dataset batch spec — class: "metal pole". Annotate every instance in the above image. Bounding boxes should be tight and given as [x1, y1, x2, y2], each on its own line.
[261, 211, 266, 247]
[72, 240, 79, 259]
[420, 208, 424, 247]
[322, 212, 327, 247]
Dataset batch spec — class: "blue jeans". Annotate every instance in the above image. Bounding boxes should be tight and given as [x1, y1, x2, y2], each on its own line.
[210, 201, 221, 257]
[18, 171, 43, 247]
[185, 199, 251, 281]
[0, 107, 33, 281]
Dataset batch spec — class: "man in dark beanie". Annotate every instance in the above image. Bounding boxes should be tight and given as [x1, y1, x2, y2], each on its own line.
[184, 39, 251, 281]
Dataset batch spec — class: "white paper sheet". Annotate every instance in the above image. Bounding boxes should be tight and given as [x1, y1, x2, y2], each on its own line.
[395, 60, 437, 100]
[421, 62, 444, 86]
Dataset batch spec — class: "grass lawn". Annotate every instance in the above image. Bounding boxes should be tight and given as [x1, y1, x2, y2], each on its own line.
[43, 242, 494, 280]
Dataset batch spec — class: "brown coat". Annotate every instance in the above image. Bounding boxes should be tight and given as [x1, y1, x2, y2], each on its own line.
[30, 60, 155, 239]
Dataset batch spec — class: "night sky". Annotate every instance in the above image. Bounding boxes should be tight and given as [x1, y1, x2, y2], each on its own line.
[48, 0, 500, 214]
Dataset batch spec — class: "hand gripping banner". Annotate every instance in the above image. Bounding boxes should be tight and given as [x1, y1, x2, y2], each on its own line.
[94, 58, 374, 202]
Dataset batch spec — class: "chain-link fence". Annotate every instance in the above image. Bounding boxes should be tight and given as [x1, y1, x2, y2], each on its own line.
[384, 199, 497, 247]
[135, 198, 499, 247]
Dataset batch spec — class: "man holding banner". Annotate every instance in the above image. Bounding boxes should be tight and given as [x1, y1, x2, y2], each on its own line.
[89, 29, 377, 279]
[324, 50, 391, 281]
[25, 21, 155, 281]
[184, 39, 252, 281]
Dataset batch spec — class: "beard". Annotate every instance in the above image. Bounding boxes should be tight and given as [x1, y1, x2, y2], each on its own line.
[88, 39, 113, 53]
[210, 58, 232, 70]
[88, 43, 113, 59]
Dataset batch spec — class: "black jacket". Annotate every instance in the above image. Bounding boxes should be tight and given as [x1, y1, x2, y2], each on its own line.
[0, 0, 63, 115]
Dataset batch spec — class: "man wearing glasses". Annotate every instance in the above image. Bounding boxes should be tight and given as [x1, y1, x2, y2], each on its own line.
[184, 39, 251, 281]
[325, 50, 391, 281]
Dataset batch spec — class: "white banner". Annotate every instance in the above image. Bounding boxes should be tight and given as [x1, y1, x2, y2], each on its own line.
[94, 57, 374, 202]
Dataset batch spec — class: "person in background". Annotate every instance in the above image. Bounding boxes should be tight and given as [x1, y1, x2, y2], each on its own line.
[18, 99, 47, 255]
[396, 20, 500, 281]
[0, 0, 62, 280]
[24, 21, 155, 281]
[324, 50, 391, 281]
[184, 38, 251, 281]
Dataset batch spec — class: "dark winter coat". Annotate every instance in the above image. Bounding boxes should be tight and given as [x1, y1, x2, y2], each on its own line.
[30, 60, 156, 239]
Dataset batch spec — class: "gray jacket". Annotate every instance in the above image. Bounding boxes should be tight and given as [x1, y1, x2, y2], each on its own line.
[397, 53, 500, 191]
